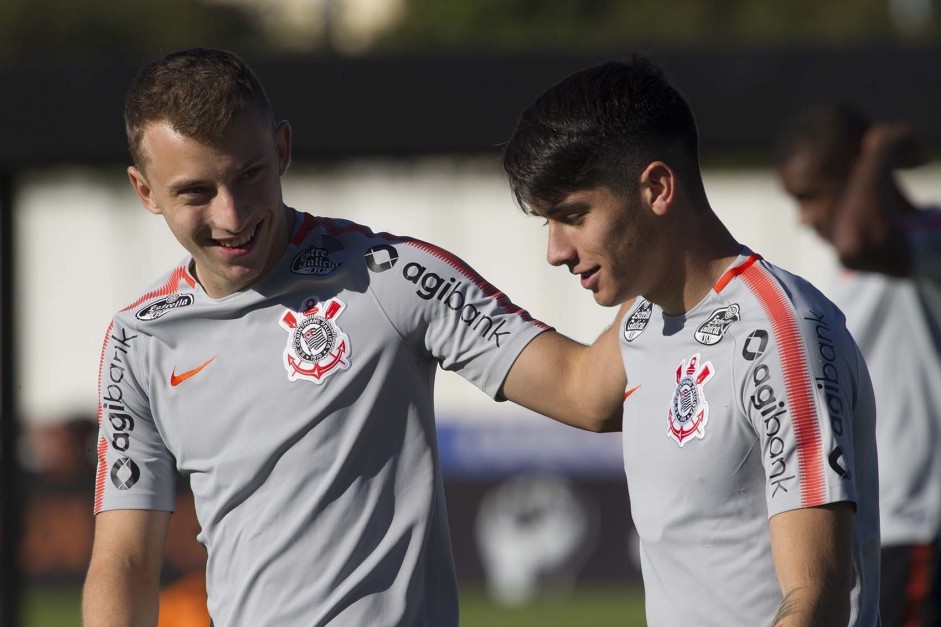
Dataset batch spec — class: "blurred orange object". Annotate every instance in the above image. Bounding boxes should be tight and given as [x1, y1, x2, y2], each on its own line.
[158, 571, 211, 627]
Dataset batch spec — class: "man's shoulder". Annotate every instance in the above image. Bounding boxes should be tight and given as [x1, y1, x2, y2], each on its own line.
[721, 257, 851, 350]
[111, 262, 197, 327]
[292, 213, 406, 248]
[295, 212, 488, 287]
[737, 257, 841, 316]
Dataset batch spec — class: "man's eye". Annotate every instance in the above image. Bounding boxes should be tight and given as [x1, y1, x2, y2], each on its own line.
[239, 167, 261, 181]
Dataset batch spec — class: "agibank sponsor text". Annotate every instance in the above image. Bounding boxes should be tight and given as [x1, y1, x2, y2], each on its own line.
[401, 261, 511, 347]
[102, 326, 141, 490]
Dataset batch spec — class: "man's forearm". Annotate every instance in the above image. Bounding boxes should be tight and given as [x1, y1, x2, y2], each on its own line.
[82, 561, 160, 627]
[771, 586, 849, 627]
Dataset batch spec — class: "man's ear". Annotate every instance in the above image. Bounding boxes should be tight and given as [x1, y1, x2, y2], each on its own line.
[275, 120, 293, 176]
[640, 161, 675, 216]
[127, 166, 163, 216]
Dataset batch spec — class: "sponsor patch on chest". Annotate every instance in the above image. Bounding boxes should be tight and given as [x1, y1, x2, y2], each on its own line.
[667, 353, 715, 447]
[279, 296, 352, 383]
[291, 235, 343, 276]
[694, 304, 740, 345]
[623, 300, 653, 342]
[135, 293, 194, 321]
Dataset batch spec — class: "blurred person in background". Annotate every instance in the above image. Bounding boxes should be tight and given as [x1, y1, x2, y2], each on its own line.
[776, 104, 941, 627]
[503, 56, 880, 626]
[20, 415, 99, 582]
[82, 47, 627, 627]
[25, 415, 98, 489]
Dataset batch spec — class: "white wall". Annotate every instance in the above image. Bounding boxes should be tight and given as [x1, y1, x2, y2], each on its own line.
[16, 159, 941, 424]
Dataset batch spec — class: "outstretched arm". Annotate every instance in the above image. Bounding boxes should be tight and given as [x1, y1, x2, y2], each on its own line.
[500, 303, 630, 432]
[831, 122, 927, 275]
[83, 509, 172, 627]
[767, 503, 855, 627]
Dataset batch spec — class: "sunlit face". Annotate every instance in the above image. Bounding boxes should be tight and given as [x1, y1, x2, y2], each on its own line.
[532, 186, 652, 307]
[776, 150, 846, 243]
[128, 113, 293, 298]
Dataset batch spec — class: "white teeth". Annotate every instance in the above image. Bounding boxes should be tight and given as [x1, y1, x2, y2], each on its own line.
[217, 226, 256, 248]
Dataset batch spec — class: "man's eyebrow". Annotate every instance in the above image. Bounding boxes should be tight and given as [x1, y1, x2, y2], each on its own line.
[167, 179, 209, 195]
[542, 199, 590, 217]
[165, 156, 266, 195]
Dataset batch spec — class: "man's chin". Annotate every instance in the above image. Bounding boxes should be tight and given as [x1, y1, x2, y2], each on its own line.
[592, 286, 640, 308]
[591, 291, 620, 308]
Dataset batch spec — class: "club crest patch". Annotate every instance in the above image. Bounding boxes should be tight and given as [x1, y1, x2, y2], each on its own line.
[694, 304, 740, 346]
[623, 300, 653, 342]
[291, 235, 343, 276]
[668, 353, 715, 447]
[279, 296, 352, 383]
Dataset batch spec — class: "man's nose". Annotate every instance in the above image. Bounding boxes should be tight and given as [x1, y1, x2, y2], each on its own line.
[546, 223, 575, 268]
[212, 187, 251, 232]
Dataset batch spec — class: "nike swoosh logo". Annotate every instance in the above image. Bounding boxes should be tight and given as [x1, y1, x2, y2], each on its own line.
[170, 357, 215, 387]
[623, 385, 641, 400]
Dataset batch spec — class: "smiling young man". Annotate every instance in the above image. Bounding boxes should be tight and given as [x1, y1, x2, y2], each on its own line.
[503, 58, 881, 626]
[83, 48, 626, 627]
[127, 113, 294, 298]
[776, 105, 941, 627]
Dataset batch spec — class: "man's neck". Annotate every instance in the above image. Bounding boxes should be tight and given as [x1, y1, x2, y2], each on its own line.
[645, 208, 742, 315]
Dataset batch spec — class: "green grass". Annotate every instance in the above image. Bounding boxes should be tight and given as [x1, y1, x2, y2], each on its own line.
[21, 583, 646, 627]
[460, 585, 646, 627]
[23, 585, 82, 627]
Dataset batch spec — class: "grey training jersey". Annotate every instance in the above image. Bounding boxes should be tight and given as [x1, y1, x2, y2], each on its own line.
[618, 251, 880, 626]
[831, 208, 941, 546]
[94, 209, 550, 626]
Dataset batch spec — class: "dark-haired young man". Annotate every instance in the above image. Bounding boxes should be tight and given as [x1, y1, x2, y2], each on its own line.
[776, 105, 941, 627]
[83, 48, 627, 626]
[503, 58, 880, 625]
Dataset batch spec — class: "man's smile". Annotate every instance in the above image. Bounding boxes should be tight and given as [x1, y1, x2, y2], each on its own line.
[578, 266, 599, 289]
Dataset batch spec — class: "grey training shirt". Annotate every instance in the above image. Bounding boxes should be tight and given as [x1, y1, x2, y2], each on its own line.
[830, 207, 941, 546]
[618, 250, 880, 626]
[95, 209, 550, 626]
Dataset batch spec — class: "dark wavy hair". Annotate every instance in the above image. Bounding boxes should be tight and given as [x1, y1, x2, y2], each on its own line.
[503, 55, 703, 212]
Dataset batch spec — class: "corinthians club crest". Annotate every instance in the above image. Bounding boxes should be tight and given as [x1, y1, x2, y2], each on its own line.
[668, 353, 715, 447]
[279, 296, 352, 383]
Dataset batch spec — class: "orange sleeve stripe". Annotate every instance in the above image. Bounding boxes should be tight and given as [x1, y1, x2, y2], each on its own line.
[741, 262, 827, 507]
[713, 254, 761, 293]
[94, 266, 193, 512]
[94, 320, 115, 514]
[93, 435, 109, 514]
[118, 266, 194, 313]
[291, 212, 318, 246]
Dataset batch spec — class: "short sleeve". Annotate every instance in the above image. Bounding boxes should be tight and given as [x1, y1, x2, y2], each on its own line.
[738, 302, 861, 519]
[94, 317, 177, 514]
[366, 238, 551, 399]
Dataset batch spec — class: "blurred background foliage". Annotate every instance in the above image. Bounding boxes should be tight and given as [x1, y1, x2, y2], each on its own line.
[380, 0, 925, 51]
[0, 0, 268, 62]
[0, 0, 937, 64]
